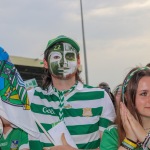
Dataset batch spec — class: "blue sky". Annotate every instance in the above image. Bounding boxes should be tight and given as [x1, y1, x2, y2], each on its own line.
[0, 0, 150, 90]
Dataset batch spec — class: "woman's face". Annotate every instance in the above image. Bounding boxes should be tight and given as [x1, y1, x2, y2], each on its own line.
[135, 76, 150, 118]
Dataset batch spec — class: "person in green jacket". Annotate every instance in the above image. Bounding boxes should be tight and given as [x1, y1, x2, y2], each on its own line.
[100, 66, 150, 150]
[0, 117, 29, 150]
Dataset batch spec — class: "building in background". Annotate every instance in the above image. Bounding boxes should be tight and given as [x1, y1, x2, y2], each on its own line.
[10, 56, 44, 87]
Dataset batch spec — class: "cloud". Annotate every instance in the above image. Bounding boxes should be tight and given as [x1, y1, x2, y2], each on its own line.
[0, 0, 150, 89]
[122, 0, 150, 10]
[85, 0, 150, 19]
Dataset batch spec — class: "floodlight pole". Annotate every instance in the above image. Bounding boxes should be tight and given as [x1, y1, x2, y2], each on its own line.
[80, 0, 89, 84]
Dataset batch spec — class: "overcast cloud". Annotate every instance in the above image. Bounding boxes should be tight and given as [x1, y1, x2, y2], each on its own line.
[0, 0, 150, 90]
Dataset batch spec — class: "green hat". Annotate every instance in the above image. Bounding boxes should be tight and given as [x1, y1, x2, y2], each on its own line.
[45, 35, 80, 52]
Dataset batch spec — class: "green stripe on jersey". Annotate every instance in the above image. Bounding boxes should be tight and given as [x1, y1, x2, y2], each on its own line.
[67, 121, 99, 135]
[64, 107, 102, 117]
[99, 117, 113, 128]
[31, 103, 59, 116]
[83, 84, 94, 88]
[77, 139, 100, 149]
[34, 90, 59, 102]
[29, 141, 44, 150]
[68, 91, 104, 101]
[29, 140, 54, 150]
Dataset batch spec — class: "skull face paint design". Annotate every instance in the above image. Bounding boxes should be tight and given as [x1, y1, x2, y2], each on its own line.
[48, 43, 78, 79]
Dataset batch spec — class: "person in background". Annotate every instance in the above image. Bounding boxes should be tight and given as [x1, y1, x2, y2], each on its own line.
[0, 46, 9, 61]
[99, 82, 115, 107]
[0, 46, 30, 150]
[100, 66, 150, 150]
[0, 117, 29, 150]
[112, 84, 122, 109]
[146, 63, 150, 67]
[28, 35, 116, 150]
[98, 82, 110, 94]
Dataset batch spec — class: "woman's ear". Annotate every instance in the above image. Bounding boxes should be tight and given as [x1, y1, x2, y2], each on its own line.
[43, 59, 48, 69]
[123, 93, 128, 106]
[124, 93, 128, 101]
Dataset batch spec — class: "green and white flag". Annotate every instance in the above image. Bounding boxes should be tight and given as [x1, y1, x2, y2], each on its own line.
[0, 50, 40, 138]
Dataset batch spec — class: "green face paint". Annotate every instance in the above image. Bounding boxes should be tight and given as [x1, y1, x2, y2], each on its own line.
[48, 43, 78, 79]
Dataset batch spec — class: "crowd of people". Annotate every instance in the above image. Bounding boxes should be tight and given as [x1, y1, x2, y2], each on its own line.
[0, 36, 150, 150]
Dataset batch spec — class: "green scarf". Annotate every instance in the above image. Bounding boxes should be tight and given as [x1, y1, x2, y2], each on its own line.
[53, 82, 77, 121]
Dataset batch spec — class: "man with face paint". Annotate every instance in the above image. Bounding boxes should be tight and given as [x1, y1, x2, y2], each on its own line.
[48, 42, 78, 80]
[28, 35, 116, 150]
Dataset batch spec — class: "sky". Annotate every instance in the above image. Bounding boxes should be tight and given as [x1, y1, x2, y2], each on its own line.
[1, 0, 150, 90]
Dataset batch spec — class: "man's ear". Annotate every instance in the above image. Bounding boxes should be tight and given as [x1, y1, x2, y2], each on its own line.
[43, 59, 48, 69]
[77, 55, 82, 72]
[77, 55, 81, 66]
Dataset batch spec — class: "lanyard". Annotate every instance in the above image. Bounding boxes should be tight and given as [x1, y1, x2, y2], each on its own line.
[53, 82, 77, 121]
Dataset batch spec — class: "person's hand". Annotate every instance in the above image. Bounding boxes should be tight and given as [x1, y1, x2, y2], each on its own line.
[49, 133, 78, 150]
[120, 102, 137, 142]
[123, 103, 147, 142]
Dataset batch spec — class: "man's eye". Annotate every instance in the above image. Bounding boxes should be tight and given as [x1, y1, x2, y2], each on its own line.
[66, 53, 75, 61]
[54, 56, 60, 59]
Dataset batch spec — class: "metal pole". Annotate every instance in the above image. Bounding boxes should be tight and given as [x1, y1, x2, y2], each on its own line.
[80, 0, 89, 84]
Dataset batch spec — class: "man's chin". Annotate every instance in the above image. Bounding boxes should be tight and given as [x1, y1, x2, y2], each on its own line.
[52, 73, 76, 80]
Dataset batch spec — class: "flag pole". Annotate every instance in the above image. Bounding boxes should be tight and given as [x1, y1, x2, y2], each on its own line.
[32, 113, 55, 144]
[80, 0, 89, 85]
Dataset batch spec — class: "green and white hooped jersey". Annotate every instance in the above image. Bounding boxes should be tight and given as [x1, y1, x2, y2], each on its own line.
[0, 128, 29, 150]
[28, 82, 116, 149]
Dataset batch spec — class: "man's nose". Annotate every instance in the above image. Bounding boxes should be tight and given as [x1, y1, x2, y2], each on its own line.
[59, 57, 67, 67]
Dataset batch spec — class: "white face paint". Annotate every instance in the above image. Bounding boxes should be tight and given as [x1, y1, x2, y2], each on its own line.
[48, 43, 78, 79]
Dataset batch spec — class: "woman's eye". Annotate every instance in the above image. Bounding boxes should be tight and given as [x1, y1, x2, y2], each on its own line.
[140, 92, 147, 96]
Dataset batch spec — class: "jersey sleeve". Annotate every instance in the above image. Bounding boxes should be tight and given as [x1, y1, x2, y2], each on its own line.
[99, 91, 116, 131]
[19, 130, 29, 150]
[100, 125, 119, 150]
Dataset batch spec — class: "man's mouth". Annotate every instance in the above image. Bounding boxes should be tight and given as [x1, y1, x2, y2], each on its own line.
[58, 67, 70, 73]
[58, 67, 70, 70]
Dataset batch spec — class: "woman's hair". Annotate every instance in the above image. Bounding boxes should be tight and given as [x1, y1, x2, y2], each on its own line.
[115, 66, 150, 145]
[113, 84, 122, 97]
[41, 42, 83, 90]
[112, 84, 122, 111]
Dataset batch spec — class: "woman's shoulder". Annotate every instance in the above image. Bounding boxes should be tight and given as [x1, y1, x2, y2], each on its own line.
[105, 124, 118, 131]
[103, 124, 118, 137]
[100, 125, 119, 150]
